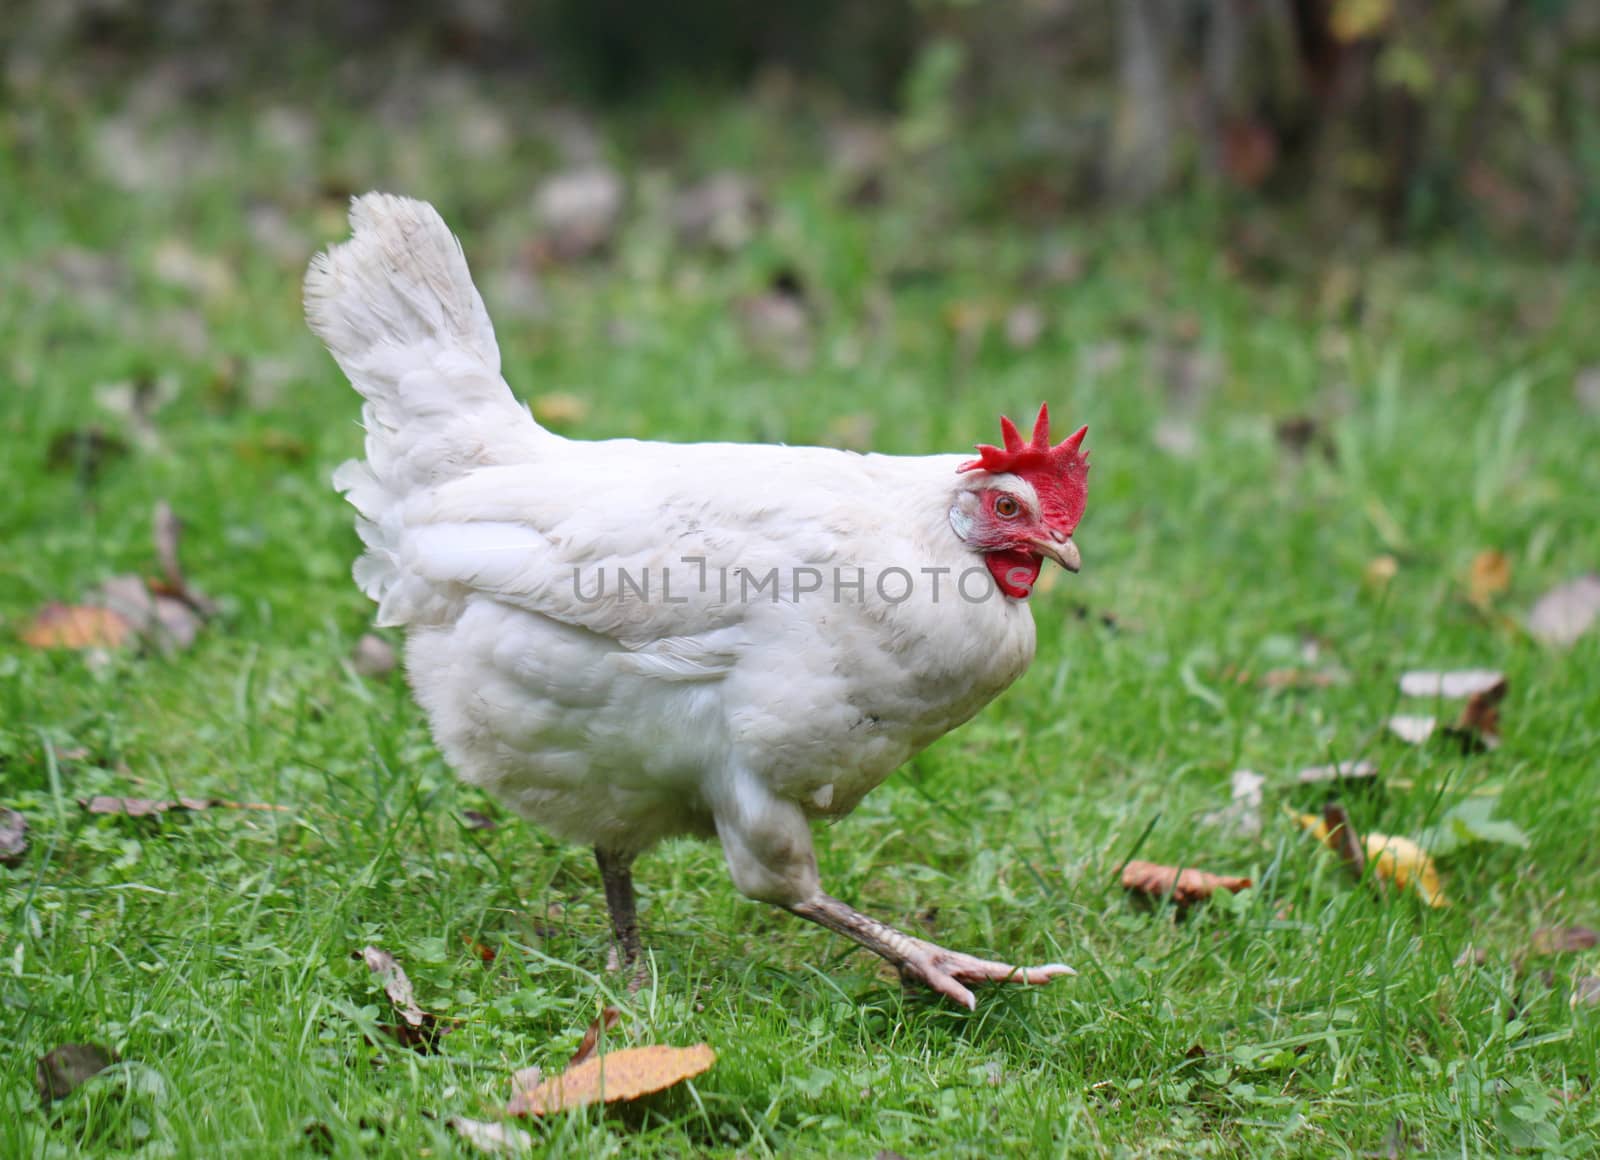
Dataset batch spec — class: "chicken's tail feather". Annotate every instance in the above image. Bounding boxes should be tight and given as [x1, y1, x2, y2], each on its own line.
[305, 193, 550, 623]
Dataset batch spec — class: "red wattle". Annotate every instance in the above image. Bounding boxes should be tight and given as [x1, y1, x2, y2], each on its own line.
[984, 549, 1042, 599]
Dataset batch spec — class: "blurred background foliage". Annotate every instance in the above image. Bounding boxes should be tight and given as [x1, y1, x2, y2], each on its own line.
[3, 0, 1598, 250]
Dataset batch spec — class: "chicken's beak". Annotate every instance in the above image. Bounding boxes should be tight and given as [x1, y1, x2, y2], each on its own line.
[1031, 537, 1081, 574]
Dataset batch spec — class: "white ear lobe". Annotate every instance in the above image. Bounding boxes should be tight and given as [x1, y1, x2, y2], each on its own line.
[948, 503, 975, 541]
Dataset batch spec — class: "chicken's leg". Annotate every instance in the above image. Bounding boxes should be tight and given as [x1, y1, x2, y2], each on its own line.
[594, 846, 649, 991]
[714, 774, 1071, 1009]
[787, 893, 1074, 1010]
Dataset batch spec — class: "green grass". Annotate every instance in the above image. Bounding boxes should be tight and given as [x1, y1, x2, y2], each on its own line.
[3, 78, 1600, 1157]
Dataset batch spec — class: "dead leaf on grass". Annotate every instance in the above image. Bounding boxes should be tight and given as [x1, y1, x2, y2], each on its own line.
[530, 393, 590, 426]
[461, 810, 497, 831]
[534, 167, 624, 262]
[37, 1044, 118, 1102]
[568, 1007, 622, 1068]
[1573, 977, 1600, 1009]
[1292, 812, 1448, 907]
[1297, 760, 1378, 785]
[673, 172, 764, 252]
[360, 945, 447, 1050]
[1530, 926, 1599, 956]
[46, 427, 130, 484]
[1, 809, 28, 867]
[1525, 575, 1600, 647]
[1199, 770, 1266, 838]
[1120, 860, 1252, 909]
[1398, 669, 1504, 699]
[1467, 550, 1512, 608]
[507, 1043, 715, 1117]
[450, 1117, 533, 1155]
[79, 796, 286, 816]
[1387, 715, 1439, 745]
[21, 603, 136, 651]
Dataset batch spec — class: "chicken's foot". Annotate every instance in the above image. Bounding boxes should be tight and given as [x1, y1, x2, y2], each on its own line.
[595, 846, 649, 992]
[787, 892, 1073, 1010]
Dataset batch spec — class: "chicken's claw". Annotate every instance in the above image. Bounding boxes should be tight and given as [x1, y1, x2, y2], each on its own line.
[896, 942, 1075, 1010]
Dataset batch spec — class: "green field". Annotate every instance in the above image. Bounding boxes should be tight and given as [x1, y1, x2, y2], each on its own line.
[3, 84, 1599, 1157]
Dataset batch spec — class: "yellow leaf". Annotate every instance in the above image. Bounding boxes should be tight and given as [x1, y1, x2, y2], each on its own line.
[508, 1043, 715, 1117]
[531, 393, 589, 425]
[1291, 811, 1449, 907]
[21, 603, 135, 650]
[1467, 550, 1511, 608]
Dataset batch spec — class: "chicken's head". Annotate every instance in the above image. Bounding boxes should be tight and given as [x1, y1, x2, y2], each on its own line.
[951, 404, 1089, 599]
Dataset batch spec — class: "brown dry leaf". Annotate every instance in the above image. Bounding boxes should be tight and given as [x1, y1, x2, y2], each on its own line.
[80, 796, 285, 817]
[1530, 926, 1599, 956]
[508, 1043, 715, 1117]
[450, 1117, 533, 1155]
[1398, 669, 1504, 699]
[531, 393, 590, 426]
[1292, 813, 1448, 907]
[360, 945, 445, 1050]
[1449, 680, 1505, 752]
[568, 1007, 622, 1068]
[1365, 554, 1399, 590]
[1120, 860, 1252, 909]
[1525, 575, 1600, 647]
[37, 1044, 118, 1102]
[1320, 802, 1366, 880]
[0, 809, 28, 867]
[1467, 550, 1512, 608]
[21, 603, 135, 650]
[1297, 760, 1378, 785]
[1573, 978, 1600, 1009]
[461, 810, 498, 831]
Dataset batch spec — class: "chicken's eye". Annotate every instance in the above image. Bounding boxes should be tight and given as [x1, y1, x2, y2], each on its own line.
[994, 495, 1021, 519]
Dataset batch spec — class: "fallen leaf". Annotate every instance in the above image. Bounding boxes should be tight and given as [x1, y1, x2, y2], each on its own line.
[1573, 977, 1600, 1009]
[46, 427, 130, 483]
[461, 810, 497, 830]
[360, 945, 445, 1050]
[1321, 802, 1367, 880]
[1365, 554, 1399, 590]
[1387, 715, 1438, 745]
[0, 809, 26, 866]
[151, 238, 236, 299]
[1576, 366, 1600, 414]
[1200, 770, 1266, 838]
[507, 1043, 715, 1116]
[1297, 760, 1378, 785]
[568, 1007, 622, 1068]
[1120, 860, 1252, 909]
[673, 172, 764, 252]
[1398, 669, 1505, 699]
[1530, 926, 1598, 956]
[1467, 550, 1511, 608]
[462, 934, 497, 964]
[1448, 679, 1505, 752]
[511, 1064, 544, 1092]
[1293, 813, 1448, 906]
[450, 1117, 533, 1155]
[530, 393, 590, 426]
[81, 796, 214, 816]
[1003, 303, 1046, 350]
[352, 633, 397, 678]
[1525, 575, 1600, 647]
[21, 603, 135, 650]
[37, 1044, 118, 1102]
[534, 167, 624, 261]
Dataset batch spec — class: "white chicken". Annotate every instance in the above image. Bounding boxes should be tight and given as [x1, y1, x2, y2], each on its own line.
[305, 194, 1090, 1007]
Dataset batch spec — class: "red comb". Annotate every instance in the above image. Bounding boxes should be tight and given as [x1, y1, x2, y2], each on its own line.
[958, 404, 1090, 530]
